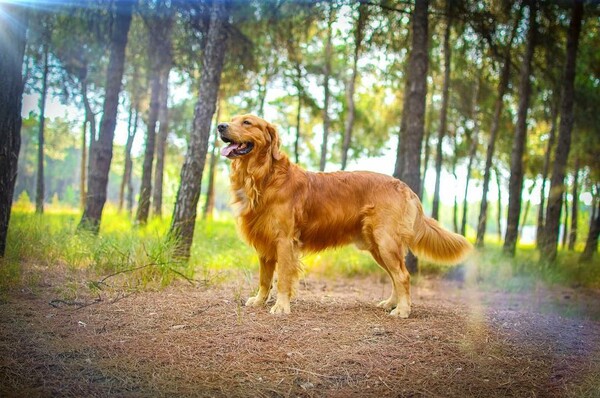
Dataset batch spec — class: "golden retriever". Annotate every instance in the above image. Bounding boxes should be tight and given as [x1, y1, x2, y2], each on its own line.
[218, 114, 472, 317]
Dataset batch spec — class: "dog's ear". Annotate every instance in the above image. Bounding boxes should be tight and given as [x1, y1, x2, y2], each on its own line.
[266, 123, 282, 160]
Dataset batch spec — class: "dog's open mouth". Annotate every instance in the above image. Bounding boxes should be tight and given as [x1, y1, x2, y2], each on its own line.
[220, 137, 254, 158]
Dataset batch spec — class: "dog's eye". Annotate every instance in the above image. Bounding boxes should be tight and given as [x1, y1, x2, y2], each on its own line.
[243, 120, 252, 126]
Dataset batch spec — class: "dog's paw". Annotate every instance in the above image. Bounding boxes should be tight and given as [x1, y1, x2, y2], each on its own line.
[269, 301, 291, 315]
[389, 305, 411, 318]
[377, 299, 397, 311]
[245, 295, 266, 307]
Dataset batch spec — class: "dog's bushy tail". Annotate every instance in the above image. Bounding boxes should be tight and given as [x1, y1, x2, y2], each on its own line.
[409, 210, 473, 265]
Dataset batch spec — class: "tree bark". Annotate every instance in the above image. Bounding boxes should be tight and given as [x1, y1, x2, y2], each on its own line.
[294, 82, 302, 165]
[36, 39, 50, 214]
[536, 99, 559, 247]
[0, 4, 28, 256]
[152, 5, 174, 218]
[136, 28, 163, 225]
[568, 158, 579, 250]
[119, 103, 138, 213]
[475, 9, 521, 248]
[503, 0, 537, 256]
[541, 0, 584, 263]
[152, 67, 172, 217]
[126, 108, 139, 215]
[202, 100, 221, 221]
[562, 194, 569, 249]
[519, 181, 536, 239]
[170, 0, 230, 259]
[341, 3, 367, 171]
[79, 1, 133, 233]
[393, 0, 429, 273]
[420, 84, 436, 198]
[460, 72, 481, 236]
[452, 135, 459, 233]
[580, 199, 600, 263]
[319, 1, 334, 172]
[80, 119, 87, 210]
[431, 1, 452, 220]
[495, 167, 503, 241]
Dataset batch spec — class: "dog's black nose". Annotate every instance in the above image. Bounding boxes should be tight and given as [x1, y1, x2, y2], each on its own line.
[217, 123, 228, 133]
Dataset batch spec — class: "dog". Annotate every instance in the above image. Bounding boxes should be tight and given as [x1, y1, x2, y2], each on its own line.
[218, 114, 472, 317]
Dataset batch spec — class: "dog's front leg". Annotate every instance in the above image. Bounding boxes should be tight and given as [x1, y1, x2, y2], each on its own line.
[246, 255, 275, 307]
[270, 238, 300, 315]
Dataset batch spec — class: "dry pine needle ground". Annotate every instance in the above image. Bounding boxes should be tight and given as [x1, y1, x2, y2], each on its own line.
[1, 266, 600, 397]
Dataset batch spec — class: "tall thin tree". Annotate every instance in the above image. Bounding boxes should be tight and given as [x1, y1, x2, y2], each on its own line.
[152, 1, 174, 218]
[536, 98, 559, 247]
[79, 0, 133, 232]
[393, 0, 429, 273]
[475, 9, 521, 247]
[319, 1, 334, 172]
[431, 0, 453, 220]
[461, 69, 481, 236]
[504, 0, 537, 256]
[170, 0, 231, 259]
[136, 16, 164, 225]
[580, 194, 599, 263]
[568, 158, 579, 250]
[36, 34, 50, 214]
[340, 3, 367, 170]
[541, 0, 584, 263]
[0, 4, 28, 256]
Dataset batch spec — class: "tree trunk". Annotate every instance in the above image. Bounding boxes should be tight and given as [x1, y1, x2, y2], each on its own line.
[536, 99, 559, 247]
[203, 100, 221, 221]
[80, 119, 87, 210]
[79, 1, 133, 233]
[170, 0, 230, 259]
[495, 167, 503, 241]
[452, 136, 459, 233]
[294, 82, 302, 165]
[503, 0, 537, 256]
[568, 158, 579, 250]
[420, 87, 435, 198]
[36, 40, 49, 214]
[119, 103, 138, 213]
[431, 1, 452, 220]
[460, 72, 481, 236]
[319, 1, 334, 172]
[127, 108, 139, 215]
[562, 194, 569, 249]
[393, 0, 429, 273]
[341, 3, 367, 171]
[541, 0, 584, 263]
[0, 4, 28, 256]
[475, 9, 521, 248]
[152, 67, 172, 217]
[136, 32, 163, 225]
[580, 199, 600, 263]
[152, 6, 174, 218]
[519, 181, 536, 239]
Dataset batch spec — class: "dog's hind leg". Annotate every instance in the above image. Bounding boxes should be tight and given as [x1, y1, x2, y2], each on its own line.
[370, 237, 411, 318]
[246, 255, 276, 307]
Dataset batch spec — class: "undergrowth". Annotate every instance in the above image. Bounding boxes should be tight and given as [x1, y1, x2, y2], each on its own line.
[1, 207, 599, 297]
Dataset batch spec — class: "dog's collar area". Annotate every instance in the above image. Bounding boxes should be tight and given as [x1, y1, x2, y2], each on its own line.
[221, 141, 254, 158]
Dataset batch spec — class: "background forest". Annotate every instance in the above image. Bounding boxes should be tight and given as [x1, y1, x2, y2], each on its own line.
[2, 0, 600, 276]
[2, 2, 600, 396]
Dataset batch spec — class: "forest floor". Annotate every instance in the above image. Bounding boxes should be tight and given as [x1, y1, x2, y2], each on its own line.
[2, 262, 600, 397]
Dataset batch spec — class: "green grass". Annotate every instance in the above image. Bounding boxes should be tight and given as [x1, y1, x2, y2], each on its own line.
[2, 206, 599, 297]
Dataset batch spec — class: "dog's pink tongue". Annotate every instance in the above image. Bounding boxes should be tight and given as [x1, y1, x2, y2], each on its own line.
[221, 143, 238, 157]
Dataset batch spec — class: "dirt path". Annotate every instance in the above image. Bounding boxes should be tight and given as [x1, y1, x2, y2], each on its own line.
[1, 272, 600, 397]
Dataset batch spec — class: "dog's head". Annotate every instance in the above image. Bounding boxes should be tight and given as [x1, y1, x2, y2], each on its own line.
[217, 114, 281, 161]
